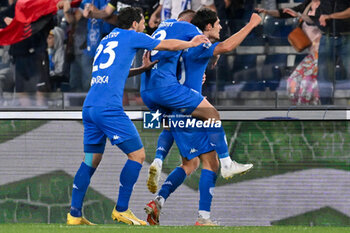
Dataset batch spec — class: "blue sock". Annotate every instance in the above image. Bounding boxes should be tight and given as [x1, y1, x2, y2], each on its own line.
[208, 126, 229, 159]
[155, 130, 174, 161]
[70, 162, 96, 217]
[158, 167, 186, 200]
[116, 159, 142, 212]
[199, 169, 217, 212]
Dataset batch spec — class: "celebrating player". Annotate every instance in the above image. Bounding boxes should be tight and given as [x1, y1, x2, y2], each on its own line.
[66, 6, 209, 226]
[141, 6, 260, 193]
[145, 8, 262, 226]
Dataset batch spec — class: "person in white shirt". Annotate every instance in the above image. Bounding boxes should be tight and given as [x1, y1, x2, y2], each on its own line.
[149, 0, 216, 28]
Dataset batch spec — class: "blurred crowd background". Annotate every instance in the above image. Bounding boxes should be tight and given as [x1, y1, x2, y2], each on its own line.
[0, 0, 349, 109]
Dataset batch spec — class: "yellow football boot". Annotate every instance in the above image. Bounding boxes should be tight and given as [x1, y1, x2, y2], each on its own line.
[67, 213, 96, 225]
[111, 208, 147, 225]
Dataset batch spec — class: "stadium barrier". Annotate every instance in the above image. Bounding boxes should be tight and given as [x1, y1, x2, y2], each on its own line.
[0, 110, 350, 226]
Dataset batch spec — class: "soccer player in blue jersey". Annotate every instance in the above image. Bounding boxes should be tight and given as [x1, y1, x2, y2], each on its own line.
[141, 8, 260, 189]
[66, 7, 209, 226]
[144, 9, 262, 226]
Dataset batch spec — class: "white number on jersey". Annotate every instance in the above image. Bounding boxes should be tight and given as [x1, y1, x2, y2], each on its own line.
[151, 30, 167, 56]
[92, 41, 119, 72]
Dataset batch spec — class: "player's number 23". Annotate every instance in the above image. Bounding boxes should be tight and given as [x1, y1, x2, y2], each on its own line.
[92, 41, 119, 72]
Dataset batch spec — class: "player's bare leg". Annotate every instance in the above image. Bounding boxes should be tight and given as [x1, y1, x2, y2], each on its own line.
[191, 98, 220, 122]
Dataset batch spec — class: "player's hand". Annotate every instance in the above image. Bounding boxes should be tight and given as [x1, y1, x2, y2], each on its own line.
[149, 13, 160, 28]
[4, 17, 13, 25]
[202, 73, 206, 84]
[319, 14, 330, 27]
[255, 8, 266, 14]
[83, 3, 97, 18]
[283, 8, 298, 17]
[249, 13, 262, 27]
[142, 51, 159, 70]
[190, 35, 210, 47]
[210, 55, 220, 69]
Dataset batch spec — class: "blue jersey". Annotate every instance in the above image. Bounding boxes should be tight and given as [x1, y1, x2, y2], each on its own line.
[170, 42, 219, 159]
[178, 42, 219, 93]
[83, 28, 161, 108]
[140, 19, 201, 92]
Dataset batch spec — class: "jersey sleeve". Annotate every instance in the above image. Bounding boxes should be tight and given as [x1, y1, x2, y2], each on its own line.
[192, 42, 219, 60]
[133, 32, 161, 50]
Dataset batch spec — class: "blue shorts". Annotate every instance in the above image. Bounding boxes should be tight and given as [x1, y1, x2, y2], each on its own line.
[171, 127, 214, 160]
[141, 83, 204, 115]
[83, 106, 143, 154]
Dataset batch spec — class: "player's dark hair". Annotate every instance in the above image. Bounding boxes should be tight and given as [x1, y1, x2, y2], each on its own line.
[191, 8, 218, 32]
[116, 7, 143, 29]
[178, 9, 196, 20]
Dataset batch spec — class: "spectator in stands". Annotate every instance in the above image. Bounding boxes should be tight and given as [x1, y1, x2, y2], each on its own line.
[0, 0, 15, 99]
[215, 0, 256, 20]
[83, 0, 159, 34]
[48, 27, 65, 77]
[57, 0, 115, 92]
[47, 26, 67, 91]
[148, 0, 216, 29]
[2, 1, 53, 106]
[315, 0, 350, 104]
[59, 0, 90, 92]
[257, 0, 322, 105]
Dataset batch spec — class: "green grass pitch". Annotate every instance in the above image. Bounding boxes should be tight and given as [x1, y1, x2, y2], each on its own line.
[1, 224, 350, 233]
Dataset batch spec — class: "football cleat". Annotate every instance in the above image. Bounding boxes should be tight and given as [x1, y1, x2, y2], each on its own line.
[144, 200, 161, 225]
[195, 217, 219, 226]
[220, 161, 253, 179]
[66, 213, 96, 225]
[147, 161, 162, 194]
[111, 208, 147, 225]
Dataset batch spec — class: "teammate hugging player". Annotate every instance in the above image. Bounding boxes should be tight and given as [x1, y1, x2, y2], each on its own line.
[144, 9, 262, 226]
[66, 6, 209, 226]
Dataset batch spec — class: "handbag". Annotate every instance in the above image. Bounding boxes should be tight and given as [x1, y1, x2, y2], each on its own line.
[287, 3, 312, 52]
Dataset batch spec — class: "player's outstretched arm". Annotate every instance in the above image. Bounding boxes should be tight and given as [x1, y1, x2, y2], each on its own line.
[128, 51, 159, 77]
[154, 35, 210, 51]
[213, 13, 261, 56]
